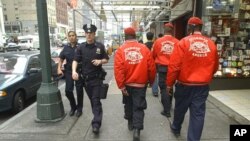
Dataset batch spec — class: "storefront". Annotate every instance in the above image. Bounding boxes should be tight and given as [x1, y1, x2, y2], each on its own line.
[202, 0, 250, 90]
[169, 0, 193, 40]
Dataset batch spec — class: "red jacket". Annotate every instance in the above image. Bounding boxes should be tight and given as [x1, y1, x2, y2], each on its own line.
[167, 32, 219, 87]
[152, 35, 179, 65]
[114, 40, 156, 89]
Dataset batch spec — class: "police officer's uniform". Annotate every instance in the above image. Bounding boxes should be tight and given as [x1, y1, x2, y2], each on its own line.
[74, 24, 109, 130]
[59, 43, 84, 114]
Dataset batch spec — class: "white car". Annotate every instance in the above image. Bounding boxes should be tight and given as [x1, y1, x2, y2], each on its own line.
[18, 39, 33, 51]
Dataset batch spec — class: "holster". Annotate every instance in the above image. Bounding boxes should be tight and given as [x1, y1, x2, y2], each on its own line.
[100, 83, 109, 99]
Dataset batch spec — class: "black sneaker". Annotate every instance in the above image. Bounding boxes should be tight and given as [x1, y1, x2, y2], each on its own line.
[170, 124, 180, 137]
[69, 109, 76, 116]
[128, 120, 133, 131]
[153, 93, 158, 97]
[161, 111, 171, 117]
[133, 129, 140, 141]
[75, 111, 82, 117]
[92, 127, 99, 134]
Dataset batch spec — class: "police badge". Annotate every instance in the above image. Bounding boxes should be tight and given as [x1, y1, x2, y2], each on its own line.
[96, 48, 101, 54]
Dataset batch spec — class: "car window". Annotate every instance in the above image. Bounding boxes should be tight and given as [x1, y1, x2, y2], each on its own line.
[0, 56, 27, 74]
[20, 40, 28, 43]
[27, 56, 41, 70]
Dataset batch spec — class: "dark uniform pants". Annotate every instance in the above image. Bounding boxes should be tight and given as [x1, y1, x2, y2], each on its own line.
[123, 86, 147, 130]
[85, 79, 103, 128]
[172, 83, 209, 141]
[158, 69, 172, 114]
[65, 72, 84, 111]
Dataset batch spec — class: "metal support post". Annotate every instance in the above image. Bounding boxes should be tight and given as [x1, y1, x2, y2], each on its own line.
[35, 0, 66, 123]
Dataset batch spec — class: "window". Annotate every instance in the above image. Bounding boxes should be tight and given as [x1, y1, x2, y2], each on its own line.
[27, 56, 41, 70]
[203, 0, 250, 78]
[4, 15, 8, 21]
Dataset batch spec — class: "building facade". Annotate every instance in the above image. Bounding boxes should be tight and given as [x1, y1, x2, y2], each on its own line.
[0, 0, 6, 43]
[56, 0, 68, 39]
[2, 0, 56, 36]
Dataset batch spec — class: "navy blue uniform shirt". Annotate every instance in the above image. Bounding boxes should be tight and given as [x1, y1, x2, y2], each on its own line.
[74, 42, 109, 76]
[59, 43, 80, 72]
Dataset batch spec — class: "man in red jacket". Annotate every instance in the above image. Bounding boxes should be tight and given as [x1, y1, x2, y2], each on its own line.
[167, 17, 219, 141]
[114, 27, 156, 141]
[152, 23, 179, 117]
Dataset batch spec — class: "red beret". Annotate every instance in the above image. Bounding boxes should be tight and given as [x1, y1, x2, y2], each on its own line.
[188, 17, 203, 25]
[164, 23, 174, 28]
[124, 27, 136, 35]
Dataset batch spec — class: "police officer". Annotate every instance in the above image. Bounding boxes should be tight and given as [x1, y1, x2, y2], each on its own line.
[114, 27, 156, 141]
[72, 24, 109, 134]
[167, 17, 219, 141]
[57, 31, 84, 117]
[152, 23, 179, 117]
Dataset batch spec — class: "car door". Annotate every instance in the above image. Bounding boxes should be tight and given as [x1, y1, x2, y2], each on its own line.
[25, 55, 42, 98]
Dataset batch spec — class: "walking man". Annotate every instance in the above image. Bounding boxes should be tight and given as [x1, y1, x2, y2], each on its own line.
[167, 17, 219, 141]
[152, 23, 179, 117]
[114, 27, 156, 141]
[145, 32, 159, 97]
[72, 24, 109, 134]
[57, 31, 84, 117]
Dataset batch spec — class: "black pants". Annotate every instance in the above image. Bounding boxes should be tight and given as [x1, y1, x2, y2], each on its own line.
[172, 83, 209, 141]
[158, 65, 172, 114]
[85, 78, 103, 128]
[123, 86, 147, 130]
[65, 72, 84, 112]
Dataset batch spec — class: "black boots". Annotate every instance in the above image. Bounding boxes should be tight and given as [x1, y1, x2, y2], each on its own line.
[133, 129, 140, 141]
[161, 111, 171, 117]
[69, 109, 76, 116]
[75, 110, 82, 117]
[92, 127, 100, 134]
[69, 109, 82, 117]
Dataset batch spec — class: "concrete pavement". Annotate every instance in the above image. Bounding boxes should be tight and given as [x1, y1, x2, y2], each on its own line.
[0, 77, 238, 141]
[0, 55, 244, 141]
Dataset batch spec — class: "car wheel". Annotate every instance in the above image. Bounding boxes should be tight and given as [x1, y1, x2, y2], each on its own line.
[12, 91, 25, 114]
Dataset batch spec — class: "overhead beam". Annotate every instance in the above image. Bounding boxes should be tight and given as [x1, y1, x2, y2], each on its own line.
[94, 0, 166, 2]
[86, 9, 157, 11]
[83, 0, 102, 20]
[111, 10, 118, 22]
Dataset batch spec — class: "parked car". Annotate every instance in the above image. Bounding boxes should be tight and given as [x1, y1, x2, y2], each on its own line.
[0, 40, 4, 52]
[51, 47, 63, 63]
[0, 51, 57, 113]
[18, 39, 33, 51]
[2, 43, 20, 52]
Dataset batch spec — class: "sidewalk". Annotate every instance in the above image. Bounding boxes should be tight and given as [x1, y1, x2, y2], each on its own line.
[209, 89, 250, 124]
[0, 78, 243, 141]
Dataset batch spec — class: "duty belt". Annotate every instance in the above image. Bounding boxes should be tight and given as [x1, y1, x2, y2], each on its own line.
[83, 73, 100, 81]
